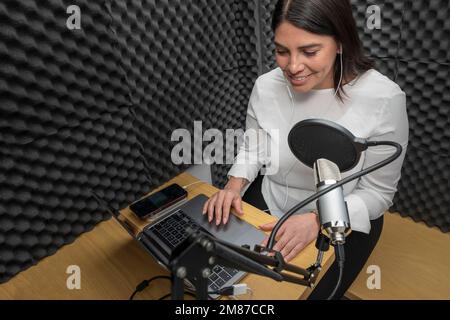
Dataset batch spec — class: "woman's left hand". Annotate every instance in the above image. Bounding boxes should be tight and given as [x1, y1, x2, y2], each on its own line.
[259, 212, 320, 262]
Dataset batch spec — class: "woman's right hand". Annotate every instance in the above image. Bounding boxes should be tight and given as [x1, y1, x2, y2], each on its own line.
[202, 187, 244, 226]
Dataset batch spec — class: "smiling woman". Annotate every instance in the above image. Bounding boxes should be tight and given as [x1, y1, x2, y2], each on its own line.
[203, 0, 409, 300]
[271, 0, 373, 101]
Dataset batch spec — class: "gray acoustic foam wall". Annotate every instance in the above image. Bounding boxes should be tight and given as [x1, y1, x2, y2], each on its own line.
[107, 0, 260, 189]
[0, 0, 151, 283]
[256, 0, 449, 232]
[0, 0, 259, 283]
[1, 0, 448, 285]
[210, 1, 260, 188]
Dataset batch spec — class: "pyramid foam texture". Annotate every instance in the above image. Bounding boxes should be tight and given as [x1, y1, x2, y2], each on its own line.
[1, 0, 449, 286]
[0, 0, 259, 283]
[257, 0, 449, 232]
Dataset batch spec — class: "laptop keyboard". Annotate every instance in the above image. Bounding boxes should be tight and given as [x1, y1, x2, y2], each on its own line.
[144, 209, 241, 294]
[149, 209, 201, 249]
[208, 265, 239, 292]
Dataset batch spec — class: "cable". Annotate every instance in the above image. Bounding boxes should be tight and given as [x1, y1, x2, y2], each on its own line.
[129, 275, 171, 300]
[280, 47, 344, 212]
[158, 291, 197, 300]
[228, 286, 254, 300]
[208, 284, 249, 296]
[158, 293, 172, 300]
[327, 262, 344, 300]
[182, 181, 205, 190]
[282, 75, 297, 211]
[327, 243, 345, 300]
[267, 140, 403, 249]
[157, 285, 248, 300]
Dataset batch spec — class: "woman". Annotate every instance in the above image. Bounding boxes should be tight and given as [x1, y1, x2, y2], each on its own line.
[202, 0, 408, 299]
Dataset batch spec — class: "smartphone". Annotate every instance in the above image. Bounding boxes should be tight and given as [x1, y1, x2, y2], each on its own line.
[129, 183, 188, 219]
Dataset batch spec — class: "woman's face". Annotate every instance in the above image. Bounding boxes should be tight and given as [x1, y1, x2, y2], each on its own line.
[274, 21, 340, 92]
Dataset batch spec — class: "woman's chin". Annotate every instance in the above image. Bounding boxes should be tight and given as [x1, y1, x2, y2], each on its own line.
[291, 84, 314, 93]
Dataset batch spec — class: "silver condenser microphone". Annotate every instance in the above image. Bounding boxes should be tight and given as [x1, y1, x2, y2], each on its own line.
[314, 158, 351, 245]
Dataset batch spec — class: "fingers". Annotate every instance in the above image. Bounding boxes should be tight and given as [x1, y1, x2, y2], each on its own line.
[259, 220, 276, 231]
[272, 231, 289, 252]
[259, 224, 285, 253]
[232, 197, 243, 216]
[284, 243, 305, 262]
[222, 194, 233, 225]
[260, 236, 268, 247]
[279, 237, 298, 258]
[215, 191, 226, 225]
[202, 198, 210, 216]
[207, 195, 216, 223]
[202, 190, 242, 226]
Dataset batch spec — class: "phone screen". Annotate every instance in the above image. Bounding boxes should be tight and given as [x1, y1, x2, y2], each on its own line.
[130, 184, 187, 219]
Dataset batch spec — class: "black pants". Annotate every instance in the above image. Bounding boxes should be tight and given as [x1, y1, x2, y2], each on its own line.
[242, 174, 384, 300]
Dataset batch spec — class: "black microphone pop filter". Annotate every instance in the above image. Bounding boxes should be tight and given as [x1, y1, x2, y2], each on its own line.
[288, 119, 368, 172]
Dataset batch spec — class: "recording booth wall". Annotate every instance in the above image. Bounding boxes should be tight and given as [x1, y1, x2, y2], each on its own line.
[0, 0, 448, 284]
[257, 0, 449, 231]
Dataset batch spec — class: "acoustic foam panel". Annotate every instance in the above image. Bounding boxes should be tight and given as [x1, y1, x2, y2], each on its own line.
[0, 108, 151, 282]
[0, 0, 153, 283]
[0, 0, 130, 145]
[392, 149, 450, 232]
[258, 0, 278, 73]
[1, 0, 448, 286]
[350, 0, 404, 58]
[108, 0, 259, 189]
[396, 61, 450, 156]
[390, 60, 450, 232]
[373, 58, 398, 82]
[253, 0, 449, 232]
[257, 0, 404, 72]
[207, 0, 260, 188]
[0, 0, 262, 283]
[399, 0, 450, 63]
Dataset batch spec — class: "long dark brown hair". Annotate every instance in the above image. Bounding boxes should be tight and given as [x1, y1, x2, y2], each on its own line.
[272, 0, 374, 102]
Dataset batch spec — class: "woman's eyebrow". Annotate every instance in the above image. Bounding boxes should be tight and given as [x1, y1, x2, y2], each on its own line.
[274, 42, 322, 50]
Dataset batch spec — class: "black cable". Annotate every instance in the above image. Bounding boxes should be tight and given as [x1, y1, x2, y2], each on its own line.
[158, 293, 172, 300]
[328, 262, 344, 300]
[327, 244, 345, 300]
[129, 275, 171, 300]
[267, 141, 403, 249]
[158, 291, 197, 300]
[208, 285, 237, 296]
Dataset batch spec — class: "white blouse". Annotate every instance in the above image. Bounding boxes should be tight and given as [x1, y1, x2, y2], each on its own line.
[228, 68, 409, 234]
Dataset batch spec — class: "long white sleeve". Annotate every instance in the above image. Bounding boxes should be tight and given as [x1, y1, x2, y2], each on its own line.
[225, 67, 409, 235]
[227, 80, 267, 188]
[344, 90, 409, 233]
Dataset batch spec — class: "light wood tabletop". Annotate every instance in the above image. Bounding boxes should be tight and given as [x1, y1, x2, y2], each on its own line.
[0, 172, 334, 300]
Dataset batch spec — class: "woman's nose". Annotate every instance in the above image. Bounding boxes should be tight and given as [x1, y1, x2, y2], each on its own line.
[287, 55, 305, 74]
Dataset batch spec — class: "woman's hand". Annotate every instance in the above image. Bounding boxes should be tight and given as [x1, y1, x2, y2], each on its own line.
[202, 187, 244, 225]
[260, 213, 320, 262]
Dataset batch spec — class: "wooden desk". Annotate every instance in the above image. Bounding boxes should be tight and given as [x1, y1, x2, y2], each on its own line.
[0, 172, 333, 300]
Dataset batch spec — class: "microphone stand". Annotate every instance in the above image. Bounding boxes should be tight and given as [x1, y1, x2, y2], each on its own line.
[267, 140, 403, 249]
[169, 228, 331, 300]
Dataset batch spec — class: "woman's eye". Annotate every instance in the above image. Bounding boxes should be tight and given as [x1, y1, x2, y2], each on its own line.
[276, 50, 288, 55]
[304, 51, 318, 56]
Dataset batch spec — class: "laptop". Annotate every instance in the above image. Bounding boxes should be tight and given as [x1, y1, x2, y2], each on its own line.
[92, 191, 266, 298]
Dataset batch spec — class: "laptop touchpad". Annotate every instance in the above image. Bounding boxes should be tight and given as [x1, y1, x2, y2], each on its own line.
[186, 195, 267, 248]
